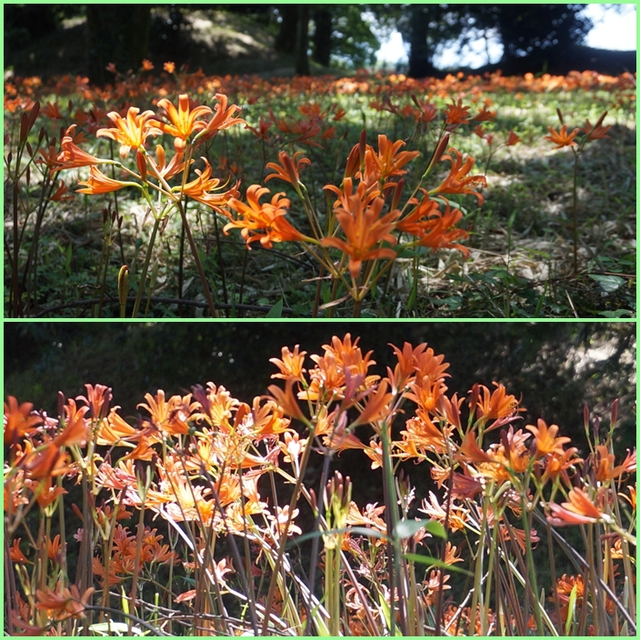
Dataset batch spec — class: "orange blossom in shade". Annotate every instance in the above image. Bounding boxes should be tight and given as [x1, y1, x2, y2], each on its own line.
[582, 111, 612, 141]
[396, 196, 469, 256]
[54, 124, 106, 170]
[265, 150, 311, 188]
[96, 106, 162, 158]
[429, 149, 487, 204]
[35, 584, 95, 621]
[547, 487, 605, 526]
[153, 94, 213, 151]
[76, 166, 135, 195]
[180, 158, 238, 211]
[4, 397, 43, 445]
[544, 124, 579, 149]
[225, 185, 308, 249]
[320, 195, 400, 280]
[506, 130, 521, 146]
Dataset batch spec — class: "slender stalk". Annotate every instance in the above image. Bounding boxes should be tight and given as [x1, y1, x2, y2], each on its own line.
[571, 150, 579, 275]
[132, 216, 161, 318]
[177, 201, 218, 317]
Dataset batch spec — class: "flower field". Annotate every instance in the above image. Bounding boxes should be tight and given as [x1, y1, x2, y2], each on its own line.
[4, 65, 636, 317]
[5, 331, 636, 635]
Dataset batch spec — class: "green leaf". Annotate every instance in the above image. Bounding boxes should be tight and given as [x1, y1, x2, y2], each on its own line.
[588, 274, 625, 294]
[266, 298, 283, 317]
[600, 309, 634, 318]
[394, 518, 447, 540]
[404, 552, 473, 576]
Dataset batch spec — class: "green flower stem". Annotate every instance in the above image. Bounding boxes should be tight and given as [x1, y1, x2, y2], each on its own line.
[177, 201, 218, 318]
[132, 215, 161, 318]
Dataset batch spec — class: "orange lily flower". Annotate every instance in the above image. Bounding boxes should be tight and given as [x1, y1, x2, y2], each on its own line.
[352, 379, 393, 427]
[429, 149, 487, 204]
[4, 396, 42, 445]
[443, 99, 471, 128]
[35, 584, 95, 621]
[153, 93, 213, 151]
[506, 130, 521, 146]
[97, 408, 139, 446]
[475, 382, 521, 421]
[270, 345, 307, 381]
[54, 124, 105, 170]
[268, 380, 306, 422]
[9, 539, 30, 564]
[364, 134, 420, 182]
[53, 398, 89, 447]
[265, 150, 311, 188]
[544, 124, 579, 149]
[582, 111, 611, 141]
[225, 185, 307, 249]
[320, 195, 399, 280]
[397, 196, 469, 256]
[23, 445, 70, 480]
[77, 166, 133, 194]
[526, 419, 571, 457]
[152, 144, 188, 181]
[180, 157, 237, 211]
[195, 93, 244, 143]
[97, 106, 162, 158]
[471, 105, 497, 122]
[593, 445, 636, 481]
[548, 487, 604, 526]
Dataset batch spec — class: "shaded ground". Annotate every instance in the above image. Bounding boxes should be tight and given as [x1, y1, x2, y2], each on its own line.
[5, 9, 338, 81]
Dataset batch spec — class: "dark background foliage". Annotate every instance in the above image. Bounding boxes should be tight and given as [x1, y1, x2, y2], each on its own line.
[4, 4, 635, 81]
[6, 321, 635, 493]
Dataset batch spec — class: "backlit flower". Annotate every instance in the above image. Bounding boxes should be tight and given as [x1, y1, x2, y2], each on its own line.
[270, 345, 307, 381]
[55, 124, 106, 170]
[526, 419, 571, 457]
[582, 111, 611, 141]
[154, 94, 213, 151]
[364, 134, 420, 182]
[35, 584, 94, 621]
[180, 158, 237, 211]
[195, 93, 244, 142]
[547, 487, 604, 526]
[97, 106, 162, 158]
[77, 166, 133, 195]
[430, 149, 487, 204]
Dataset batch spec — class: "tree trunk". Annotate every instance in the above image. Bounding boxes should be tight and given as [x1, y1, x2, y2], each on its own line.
[312, 8, 332, 67]
[274, 5, 298, 54]
[295, 5, 310, 76]
[407, 5, 437, 78]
